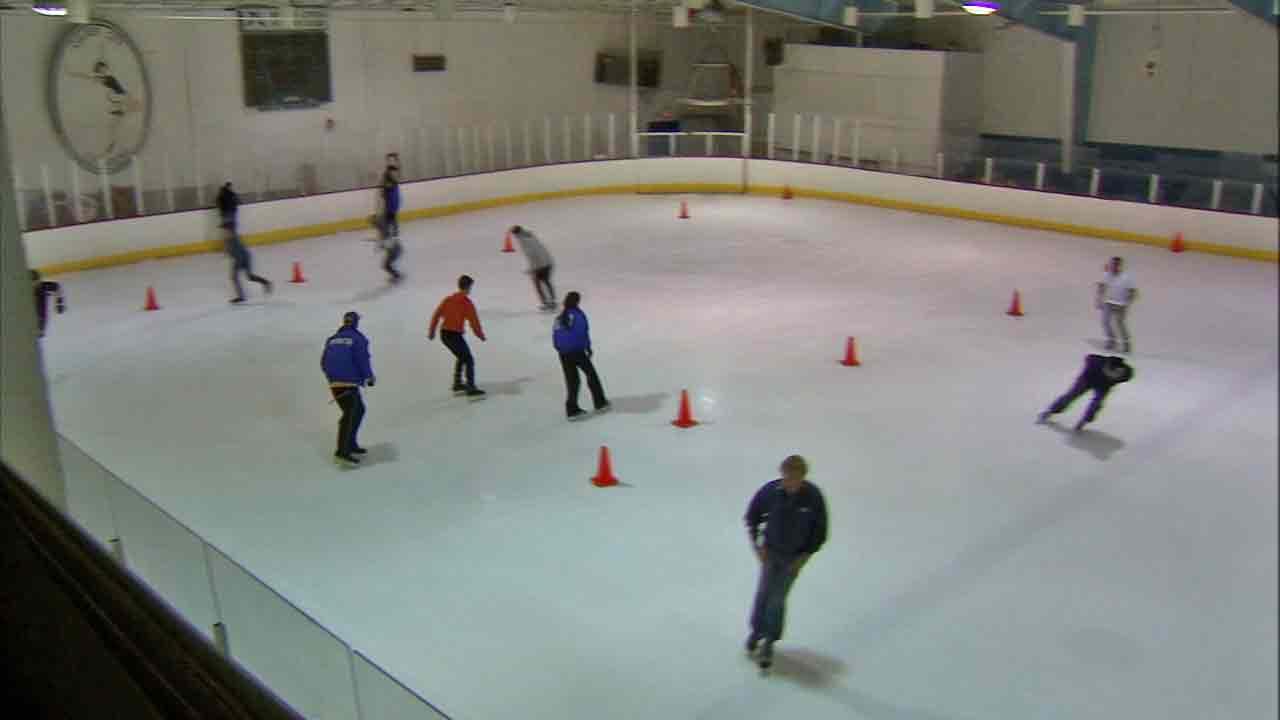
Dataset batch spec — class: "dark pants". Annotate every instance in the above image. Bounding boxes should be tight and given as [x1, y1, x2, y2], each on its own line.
[750, 550, 800, 643]
[1046, 374, 1111, 425]
[383, 241, 403, 281]
[230, 253, 270, 300]
[383, 209, 399, 239]
[440, 331, 475, 388]
[532, 265, 555, 305]
[331, 386, 365, 456]
[559, 351, 607, 415]
[35, 297, 48, 336]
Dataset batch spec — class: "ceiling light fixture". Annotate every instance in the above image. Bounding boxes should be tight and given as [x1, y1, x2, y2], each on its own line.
[961, 0, 1000, 15]
[32, 3, 68, 16]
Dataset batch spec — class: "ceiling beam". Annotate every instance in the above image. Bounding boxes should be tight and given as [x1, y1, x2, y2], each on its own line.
[1224, 0, 1278, 24]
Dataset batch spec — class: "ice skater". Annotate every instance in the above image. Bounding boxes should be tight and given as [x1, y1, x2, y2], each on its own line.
[510, 225, 556, 310]
[371, 211, 404, 284]
[553, 291, 609, 420]
[1096, 256, 1137, 353]
[380, 154, 401, 239]
[223, 221, 272, 304]
[744, 455, 828, 671]
[216, 181, 239, 229]
[1037, 354, 1134, 432]
[31, 270, 66, 338]
[428, 275, 487, 398]
[322, 311, 376, 466]
[67, 60, 140, 156]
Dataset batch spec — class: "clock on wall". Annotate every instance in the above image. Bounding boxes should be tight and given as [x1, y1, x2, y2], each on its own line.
[47, 19, 153, 174]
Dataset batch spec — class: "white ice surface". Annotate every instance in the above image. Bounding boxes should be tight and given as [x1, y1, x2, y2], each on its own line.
[42, 195, 1278, 720]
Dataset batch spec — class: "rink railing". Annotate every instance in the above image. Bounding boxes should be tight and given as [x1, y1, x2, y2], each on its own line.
[10, 110, 1276, 231]
[58, 435, 452, 720]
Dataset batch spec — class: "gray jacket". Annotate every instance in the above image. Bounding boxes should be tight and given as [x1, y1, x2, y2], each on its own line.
[515, 230, 553, 270]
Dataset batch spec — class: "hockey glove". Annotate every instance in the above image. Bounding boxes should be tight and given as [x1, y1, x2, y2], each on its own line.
[366, 376, 376, 388]
[56, 297, 66, 314]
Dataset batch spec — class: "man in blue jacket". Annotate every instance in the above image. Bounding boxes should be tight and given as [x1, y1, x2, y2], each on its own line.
[552, 291, 609, 421]
[322, 311, 375, 466]
[744, 455, 828, 670]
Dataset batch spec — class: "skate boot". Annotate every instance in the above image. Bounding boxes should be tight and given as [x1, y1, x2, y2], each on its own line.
[1036, 411, 1051, 424]
[757, 640, 774, 670]
[567, 409, 588, 422]
[452, 381, 467, 395]
[594, 402, 612, 415]
[464, 386, 487, 399]
[745, 633, 761, 656]
[334, 453, 361, 467]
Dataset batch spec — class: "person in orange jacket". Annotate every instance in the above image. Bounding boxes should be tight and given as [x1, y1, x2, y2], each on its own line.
[428, 275, 487, 398]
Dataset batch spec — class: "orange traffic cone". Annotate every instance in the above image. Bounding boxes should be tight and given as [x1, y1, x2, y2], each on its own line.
[672, 389, 699, 429]
[1006, 290, 1025, 317]
[502, 231, 516, 253]
[290, 261, 306, 284]
[143, 287, 160, 312]
[782, 185, 794, 200]
[678, 201, 690, 220]
[590, 446, 619, 487]
[840, 337, 861, 367]
[1170, 232, 1186, 253]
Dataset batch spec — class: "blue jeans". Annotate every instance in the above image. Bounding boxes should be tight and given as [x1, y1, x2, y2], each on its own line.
[749, 551, 800, 643]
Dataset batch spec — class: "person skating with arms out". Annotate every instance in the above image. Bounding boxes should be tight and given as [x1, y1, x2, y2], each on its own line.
[744, 455, 828, 671]
[428, 275, 487, 398]
[553, 291, 609, 421]
[321, 311, 376, 467]
[1037, 354, 1134, 432]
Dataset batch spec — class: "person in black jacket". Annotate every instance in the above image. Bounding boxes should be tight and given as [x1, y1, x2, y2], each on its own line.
[1038, 354, 1134, 432]
[31, 270, 66, 338]
[216, 181, 239, 229]
[743, 455, 828, 670]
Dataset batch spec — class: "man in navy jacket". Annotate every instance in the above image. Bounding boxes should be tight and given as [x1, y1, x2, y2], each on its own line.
[1038, 354, 1133, 431]
[744, 455, 828, 669]
[322, 311, 375, 465]
[552, 291, 609, 420]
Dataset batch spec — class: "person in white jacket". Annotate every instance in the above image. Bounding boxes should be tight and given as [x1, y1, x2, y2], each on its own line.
[511, 225, 556, 310]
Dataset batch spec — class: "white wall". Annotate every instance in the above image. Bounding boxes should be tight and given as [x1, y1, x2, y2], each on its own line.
[1088, 13, 1279, 154]
[918, 12, 1279, 154]
[1, 10, 812, 208]
[0, 12, 640, 198]
[772, 44, 982, 170]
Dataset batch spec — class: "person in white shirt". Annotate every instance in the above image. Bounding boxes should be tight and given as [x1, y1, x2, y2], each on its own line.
[1096, 257, 1137, 353]
[511, 225, 556, 310]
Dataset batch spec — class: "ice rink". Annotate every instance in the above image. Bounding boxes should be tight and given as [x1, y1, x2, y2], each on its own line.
[40, 194, 1277, 719]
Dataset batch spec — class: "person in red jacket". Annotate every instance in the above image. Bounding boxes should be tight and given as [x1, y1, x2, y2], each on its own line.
[428, 275, 487, 398]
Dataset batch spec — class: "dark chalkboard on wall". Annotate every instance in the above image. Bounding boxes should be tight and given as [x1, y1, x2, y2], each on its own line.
[240, 32, 332, 109]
